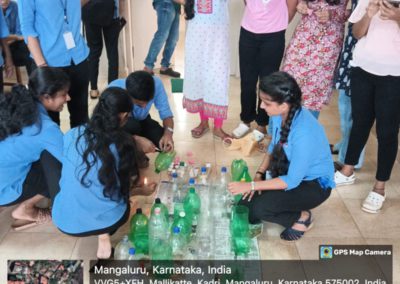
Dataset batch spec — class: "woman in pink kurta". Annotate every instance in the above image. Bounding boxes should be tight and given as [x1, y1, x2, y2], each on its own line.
[282, 0, 348, 118]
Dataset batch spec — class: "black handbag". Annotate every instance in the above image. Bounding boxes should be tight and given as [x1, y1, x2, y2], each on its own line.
[82, 0, 115, 26]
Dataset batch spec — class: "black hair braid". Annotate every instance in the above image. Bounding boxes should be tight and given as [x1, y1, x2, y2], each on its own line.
[184, 0, 195, 20]
[259, 71, 303, 178]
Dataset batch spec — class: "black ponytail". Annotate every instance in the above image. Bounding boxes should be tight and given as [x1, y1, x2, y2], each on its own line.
[259, 72, 302, 178]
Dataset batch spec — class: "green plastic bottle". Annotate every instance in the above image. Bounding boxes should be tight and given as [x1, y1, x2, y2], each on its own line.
[234, 166, 252, 203]
[231, 159, 248, 182]
[183, 181, 201, 224]
[154, 151, 176, 173]
[171, 211, 191, 242]
[151, 198, 169, 221]
[129, 208, 149, 254]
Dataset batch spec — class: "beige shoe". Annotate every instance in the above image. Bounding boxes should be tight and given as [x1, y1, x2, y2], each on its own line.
[90, 89, 100, 99]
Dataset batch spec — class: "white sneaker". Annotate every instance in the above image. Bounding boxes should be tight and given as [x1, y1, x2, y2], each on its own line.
[232, 122, 250, 138]
[362, 191, 386, 214]
[334, 170, 355, 186]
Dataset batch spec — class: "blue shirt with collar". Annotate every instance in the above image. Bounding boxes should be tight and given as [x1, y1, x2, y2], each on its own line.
[4, 1, 21, 35]
[18, 0, 89, 67]
[0, 103, 64, 205]
[108, 76, 173, 121]
[52, 126, 127, 234]
[267, 107, 335, 191]
[0, 10, 9, 67]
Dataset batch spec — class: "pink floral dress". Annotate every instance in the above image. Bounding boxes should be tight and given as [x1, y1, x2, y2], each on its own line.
[282, 0, 347, 111]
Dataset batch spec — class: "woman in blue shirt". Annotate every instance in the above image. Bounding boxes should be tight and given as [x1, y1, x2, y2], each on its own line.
[52, 87, 142, 259]
[0, 67, 70, 230]
[229, 72, 334, 241]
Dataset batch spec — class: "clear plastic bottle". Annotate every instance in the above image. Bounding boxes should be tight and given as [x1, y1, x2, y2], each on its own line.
[149, 208, 172, 260]
[170, 226, 187, 259]
[114, 235, 131, 260]
[171, 211, 191, 242]
[199, 166, 208, 185]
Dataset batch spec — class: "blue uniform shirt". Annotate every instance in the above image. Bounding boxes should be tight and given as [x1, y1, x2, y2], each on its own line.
[52, 126, 127, 234]
[109, 76, 173, 121]
[4, 1, 21, 35]
[0, 11, 10, 67]
[268, 107, 335, 190]
[18, 0, 89, 67]
[0, 104, 63, 205]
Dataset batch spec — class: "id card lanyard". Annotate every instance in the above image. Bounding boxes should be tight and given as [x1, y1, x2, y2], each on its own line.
[59, 0, 76, 49]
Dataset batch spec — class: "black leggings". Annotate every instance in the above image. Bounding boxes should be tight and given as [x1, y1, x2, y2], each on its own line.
[345, 67, 400, 181]
[4, 151, 61, 206]
[239, 27, 285, 126]
[60, 203, 131, 237]
[239, 180, 331, 228]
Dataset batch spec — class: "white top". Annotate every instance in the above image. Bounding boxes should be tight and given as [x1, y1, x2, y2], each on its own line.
[349, 0, 400, 76]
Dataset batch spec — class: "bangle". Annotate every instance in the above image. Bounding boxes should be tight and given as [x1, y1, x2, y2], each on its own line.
[165, 126, 174, 134]
[256, 171, 264, 176]
[250, 181, 255, 192]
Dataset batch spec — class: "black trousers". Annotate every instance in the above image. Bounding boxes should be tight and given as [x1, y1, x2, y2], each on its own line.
[9, 40, 36, 75]
[345, 67, 400, 181]
[123, 114, 164, 147]
[48, 60, 89, 128]
[3, 151, 62, 206]
[239, 27, 285, 126]
[85, 19, 120, 90]
[238, 180, 331, 228]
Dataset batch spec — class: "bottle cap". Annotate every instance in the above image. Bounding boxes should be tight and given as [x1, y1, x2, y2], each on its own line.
[221, 166, 227, 173]
[173, 226, 180, 234]
[172, 172, 178, 178]
[179, 211, 186, 218]
[180, 161, 185, 166]
[189, 178, 195, 185]
[155, 198, 161, 204]
[136, 208, 142, 214]
[129, 248, 136, 255]
[201, 166, 207, 173]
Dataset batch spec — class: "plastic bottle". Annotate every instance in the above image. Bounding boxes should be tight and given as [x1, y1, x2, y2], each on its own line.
[231, 159, 248, 182]
[171, 211, 191, 242]
[155, 151, 176, 173]
[149, 208, 172, 260]
[114, 235, 131, 260]
[151, 198, 169, 221]
[170, 226, 187, 259]
[199, 166, 208, 185]
[234, 166, 252, 203]
[129, 208, 149, 254]
[183, 183, 201, 226]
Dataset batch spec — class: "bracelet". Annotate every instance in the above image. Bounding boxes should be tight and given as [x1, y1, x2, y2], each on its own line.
[165, 126, 174, 134]
[250, 181, 255, 192]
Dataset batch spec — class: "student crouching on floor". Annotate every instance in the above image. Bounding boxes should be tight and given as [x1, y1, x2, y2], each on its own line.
[229, 72, 335, 241]
[0, 67, 70, 230]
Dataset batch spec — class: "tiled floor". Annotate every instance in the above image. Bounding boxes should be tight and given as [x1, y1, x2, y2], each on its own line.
[1, 35, 400, 283]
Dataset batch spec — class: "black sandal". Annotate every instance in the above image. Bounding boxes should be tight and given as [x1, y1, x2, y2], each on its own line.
[280, 211, 313, 241]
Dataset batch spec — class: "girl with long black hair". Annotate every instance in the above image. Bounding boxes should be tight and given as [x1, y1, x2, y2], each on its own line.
[228, 72, 334, 241]
[0, 67, 70, 230]
[52, 87, 145, 259]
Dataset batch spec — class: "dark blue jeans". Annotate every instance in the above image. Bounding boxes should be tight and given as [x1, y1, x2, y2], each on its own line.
[144, 0, 180, 69]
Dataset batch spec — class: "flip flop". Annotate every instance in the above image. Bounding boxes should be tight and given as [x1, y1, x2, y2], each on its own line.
[191, 126, 210, 138]
[12, 208, 52, 231]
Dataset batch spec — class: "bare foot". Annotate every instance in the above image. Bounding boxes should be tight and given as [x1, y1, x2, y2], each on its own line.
[131, 182, 157, 196]
[213, 127, 232, 140]
[97, 234, 112, 259]
[291, 211, 311, 232]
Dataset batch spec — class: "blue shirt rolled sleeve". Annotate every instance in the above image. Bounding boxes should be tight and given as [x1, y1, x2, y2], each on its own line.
[279, 132, 313, 190]
[153, 76, 173, 120]
[17, 0, 38, 38]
